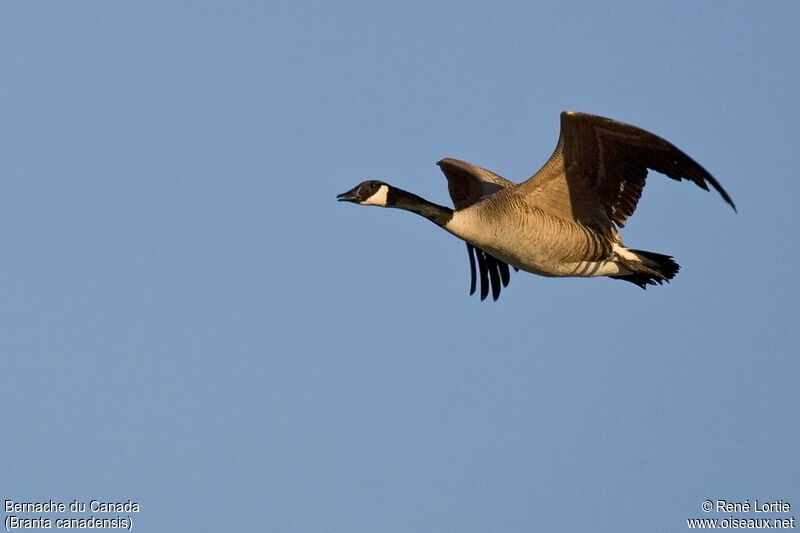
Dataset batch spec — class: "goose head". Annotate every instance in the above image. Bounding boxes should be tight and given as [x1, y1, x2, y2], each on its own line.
[337, 180, 390, 206]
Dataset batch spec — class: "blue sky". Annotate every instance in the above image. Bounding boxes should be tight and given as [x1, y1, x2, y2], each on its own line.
[2, 2, 798, 531]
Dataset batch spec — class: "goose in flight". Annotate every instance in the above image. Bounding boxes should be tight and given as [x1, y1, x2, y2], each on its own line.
[338, 111, 735, 300]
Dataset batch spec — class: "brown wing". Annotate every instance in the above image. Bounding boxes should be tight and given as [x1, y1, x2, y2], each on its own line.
[437, 158, 517, 301]
[520, 111, 736, 227]
[437, 158, 514, 209]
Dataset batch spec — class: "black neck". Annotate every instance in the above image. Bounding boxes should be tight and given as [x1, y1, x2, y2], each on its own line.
[386, 187, 454, 227]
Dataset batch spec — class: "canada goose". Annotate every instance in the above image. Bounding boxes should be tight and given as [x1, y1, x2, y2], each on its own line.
[338, 111, 735, 300]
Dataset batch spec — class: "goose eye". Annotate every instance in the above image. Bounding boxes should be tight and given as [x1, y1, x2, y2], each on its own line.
[361, 182, 381, 197]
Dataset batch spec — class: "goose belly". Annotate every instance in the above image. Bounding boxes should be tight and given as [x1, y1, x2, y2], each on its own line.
[478, 237, 623, 278]
[447, 208, 623, 278]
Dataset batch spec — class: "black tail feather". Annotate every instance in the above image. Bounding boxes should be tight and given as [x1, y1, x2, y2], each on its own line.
[611, 249, 680, 289]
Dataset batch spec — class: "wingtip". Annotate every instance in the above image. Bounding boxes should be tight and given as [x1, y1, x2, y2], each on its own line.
[709, 180, 737, 213]
[721, 187, 737, 213]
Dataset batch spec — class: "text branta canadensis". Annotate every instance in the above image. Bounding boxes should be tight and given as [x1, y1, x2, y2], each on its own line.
[338, 111, 735, 300]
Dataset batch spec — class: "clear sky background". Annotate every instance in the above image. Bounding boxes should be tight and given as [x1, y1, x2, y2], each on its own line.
[2, 2, 798, 532]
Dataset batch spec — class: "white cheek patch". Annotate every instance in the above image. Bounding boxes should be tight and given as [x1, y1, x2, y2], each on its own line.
[361, 184, 389, 206]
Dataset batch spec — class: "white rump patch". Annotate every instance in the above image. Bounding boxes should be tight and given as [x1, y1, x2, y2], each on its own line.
[612, 243, 656, 268]
[361, 184, 389, 206]
[612, 243, 640, 262]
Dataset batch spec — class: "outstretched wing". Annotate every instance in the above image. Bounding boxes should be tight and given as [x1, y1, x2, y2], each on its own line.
[519, 111, 736, 228]
[437, 158, 513, 209]
[437, 158, 517, 301]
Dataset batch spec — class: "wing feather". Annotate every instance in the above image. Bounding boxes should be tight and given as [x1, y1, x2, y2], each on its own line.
[520, 111, 736, 227]
[438, 159, 516, 300]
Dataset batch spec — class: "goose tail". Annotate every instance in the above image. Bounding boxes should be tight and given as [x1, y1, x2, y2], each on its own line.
[610, 248, 680, 289]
